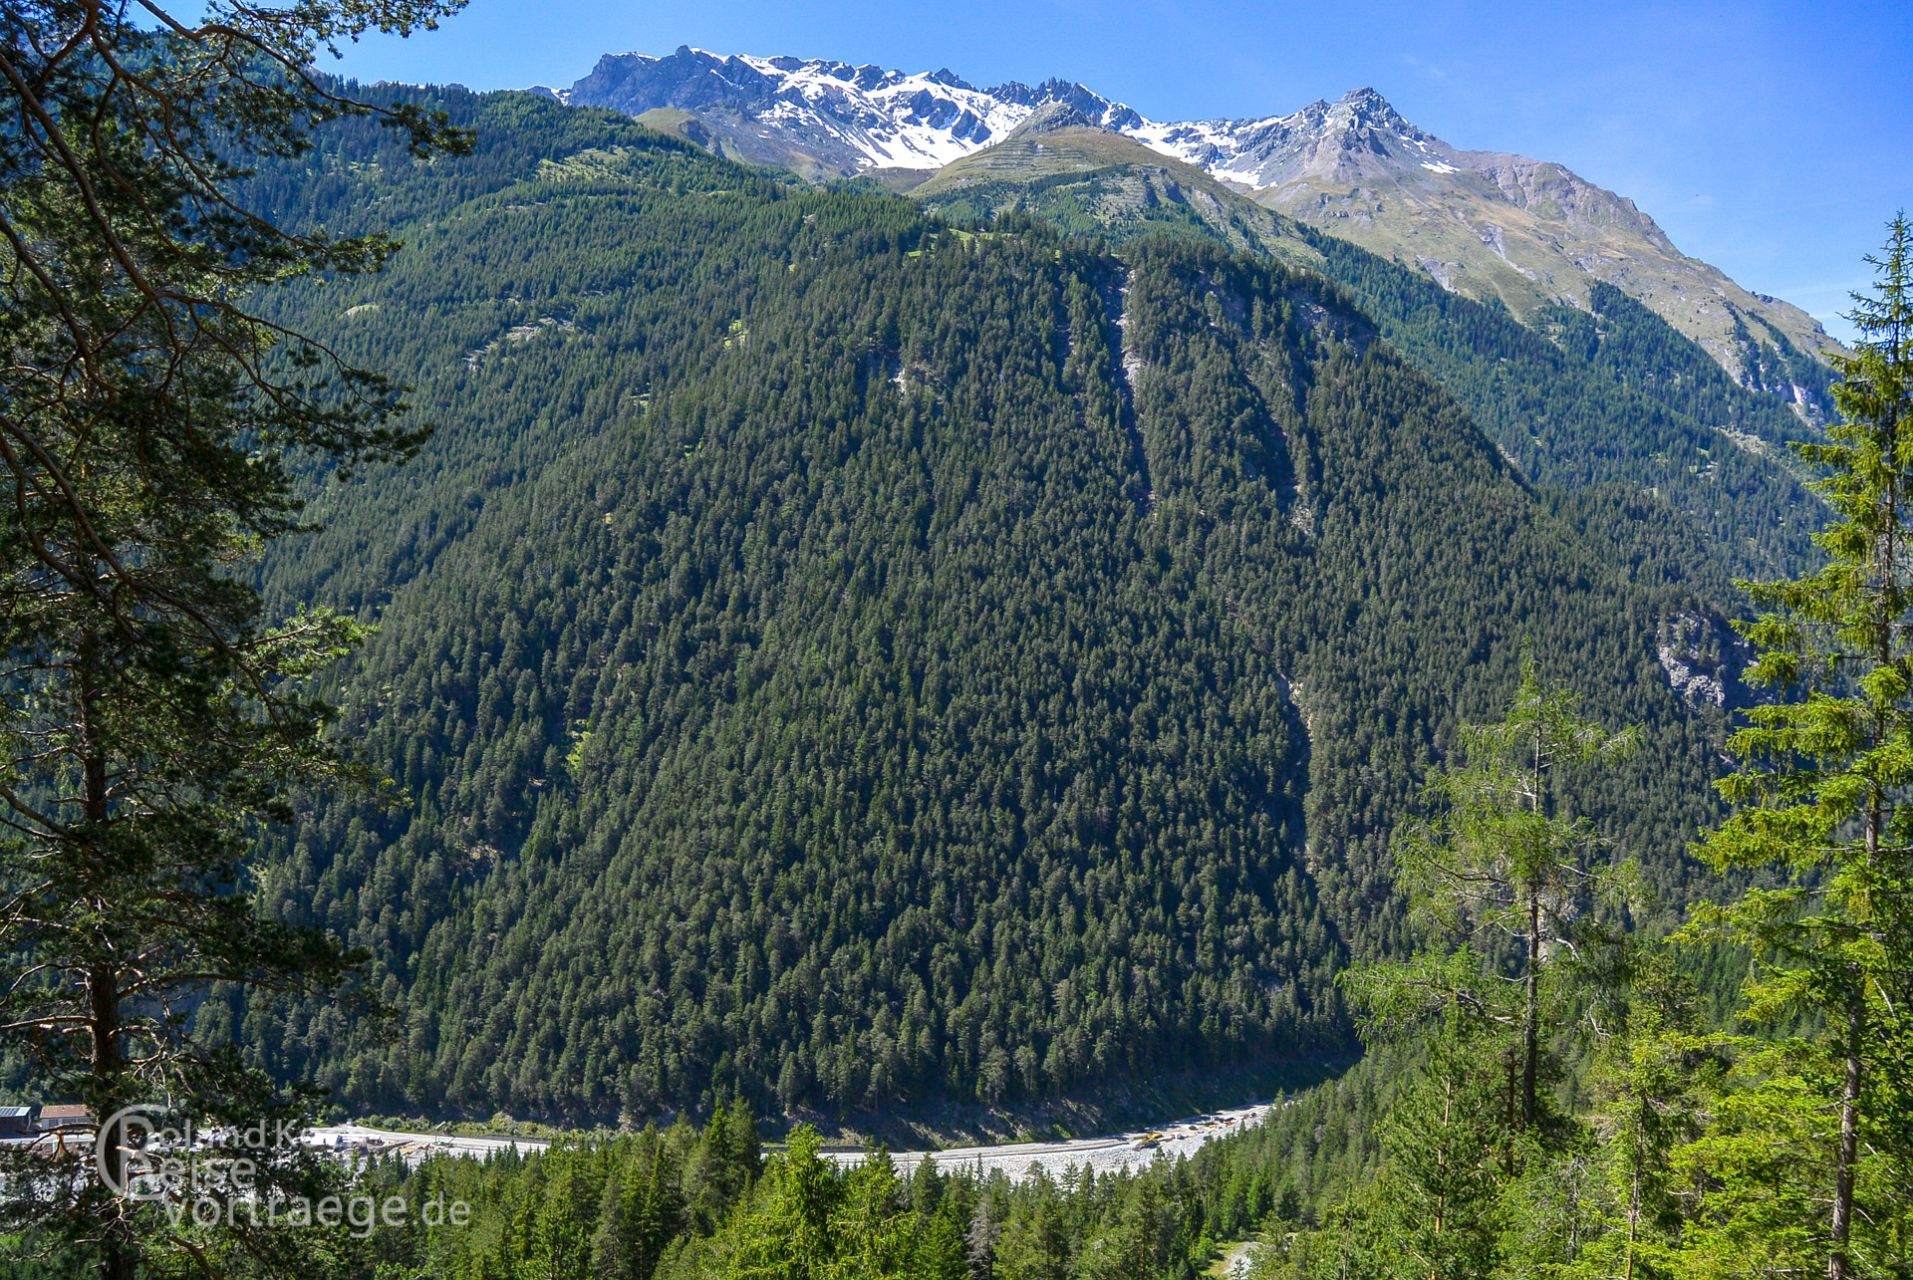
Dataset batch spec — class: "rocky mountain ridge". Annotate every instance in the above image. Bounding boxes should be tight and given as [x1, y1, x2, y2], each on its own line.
[551, 47, 1834, 408]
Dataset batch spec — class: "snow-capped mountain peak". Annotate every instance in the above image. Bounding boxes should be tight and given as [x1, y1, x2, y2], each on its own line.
[548, 47, 1833, 418]
[557, 47, 1459, 185]
[1128, 85, 1454, 189]
[562, 47, 1147, 171]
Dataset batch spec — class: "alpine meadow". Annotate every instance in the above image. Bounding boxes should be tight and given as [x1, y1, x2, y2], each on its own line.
[1, 3, 1909, 1279]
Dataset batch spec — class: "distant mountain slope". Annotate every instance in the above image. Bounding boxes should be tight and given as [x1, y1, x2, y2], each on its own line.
[1214, 89, 1835, 411]
[235, 87, 1732, 1125]
[910, 115, 1325, 273]
[908, 120, 1821, 582]
[556, 49, 1835, 416]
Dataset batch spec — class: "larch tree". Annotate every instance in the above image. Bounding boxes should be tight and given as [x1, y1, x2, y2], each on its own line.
[1343, 657, 1638, 1136]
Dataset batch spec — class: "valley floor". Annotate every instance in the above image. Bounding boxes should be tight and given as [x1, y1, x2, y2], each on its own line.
[312, 1097, 1286, 1180]
[807, 1098, 1279, 1181]
[304, 1123, 549, 1163]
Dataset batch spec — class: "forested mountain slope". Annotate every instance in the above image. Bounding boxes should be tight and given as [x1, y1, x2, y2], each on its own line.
[555, 49, 1835, 416]
[911, 124, 1823, 581]
[229, 87, 1731, 1125]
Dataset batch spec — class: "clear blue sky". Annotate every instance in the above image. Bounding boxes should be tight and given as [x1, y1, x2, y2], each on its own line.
[330, 0, 1912, 344]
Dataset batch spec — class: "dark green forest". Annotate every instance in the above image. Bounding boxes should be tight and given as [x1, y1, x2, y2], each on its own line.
[915, 153, 1829, 584]
[6, 8, 1911, 1275]
[203, 86, 1750, 1125]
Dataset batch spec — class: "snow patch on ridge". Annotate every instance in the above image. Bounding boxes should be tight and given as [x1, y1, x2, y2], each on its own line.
[562, 50, 1468, 189]
[729, 54, 1036, 167]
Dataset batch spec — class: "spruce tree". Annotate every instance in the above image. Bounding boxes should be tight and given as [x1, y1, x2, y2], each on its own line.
[1689, 213, 1913, 1280]
[827, 1149, 914, 1280]
[725, 1126, 837, 1280]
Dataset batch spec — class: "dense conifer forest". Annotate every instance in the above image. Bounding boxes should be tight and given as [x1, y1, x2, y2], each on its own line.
[6, 9, 1911, 1275]
[916, 153, 1828, 583]
[197, 86, 1751, 1125]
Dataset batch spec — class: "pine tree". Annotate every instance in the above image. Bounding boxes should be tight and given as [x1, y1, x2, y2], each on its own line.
[623, 1136, 689, 1280]
[0, 4, 466, 1277]
[525, 1159, 595, 1280]
[1688, 213, 1913, 1280]
[590, 1169, 629, 1280]
[672, 1100, 760, 1247]
[991, 1174, 1072, 1280]
[1369, 1018, 1508, 1280]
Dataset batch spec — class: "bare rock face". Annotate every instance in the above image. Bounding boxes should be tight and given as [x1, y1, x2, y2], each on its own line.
[1656, 612, 1747, 710]
[562, 48, 1137, 176]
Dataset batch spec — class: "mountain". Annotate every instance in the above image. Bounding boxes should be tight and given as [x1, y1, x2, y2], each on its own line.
[910, 116, 1822, 584]
[910, 114, 1327, 273]
[553, 46, 1138, 178]
[1202, 89, 1834, 409]
[231, 84, 1737, 1128]
[559, 50, 1834, 415]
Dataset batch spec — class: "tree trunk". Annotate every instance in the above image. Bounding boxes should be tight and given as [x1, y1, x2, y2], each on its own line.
[1522, 723, 1544, 1133]
[80, 654, 135, 1280]
[1430, 1077, 1450, 1280]
[1829, 990, 1862, 1280]
[1625, 1087, 1643, 1280]
[1836, 418, 1899, 1278]
[1522, 883, 1540, 1130]
[88, 965, 134, 1280]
